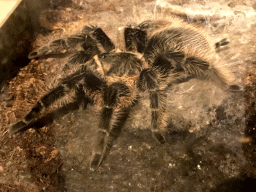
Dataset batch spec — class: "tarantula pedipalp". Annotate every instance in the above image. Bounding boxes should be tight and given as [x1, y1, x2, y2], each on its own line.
[9, 16, 240, 171]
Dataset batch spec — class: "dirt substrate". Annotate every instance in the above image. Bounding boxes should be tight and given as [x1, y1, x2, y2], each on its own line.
[1, 0, 256, 191]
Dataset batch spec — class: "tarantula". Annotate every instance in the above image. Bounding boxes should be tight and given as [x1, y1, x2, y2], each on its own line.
[9, 17, 240, 171]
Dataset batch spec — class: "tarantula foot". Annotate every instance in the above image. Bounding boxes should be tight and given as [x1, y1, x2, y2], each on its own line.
[28, 52, 40, 59]
[215, 38, 229, 49]
[228, 84, 243, 92]
[9, 120, 27, 134]
[126, 23, 138, 29]
[82, 25, 97, 34]
[28, 46, 50, 59]
[152, 131, 166, 144]
[90, 153, 103, 171]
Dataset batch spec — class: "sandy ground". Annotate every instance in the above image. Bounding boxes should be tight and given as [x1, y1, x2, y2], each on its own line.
[0, 0, 256, 191]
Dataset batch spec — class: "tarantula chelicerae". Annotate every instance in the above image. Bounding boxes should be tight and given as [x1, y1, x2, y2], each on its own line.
[10, 16, 240, 170]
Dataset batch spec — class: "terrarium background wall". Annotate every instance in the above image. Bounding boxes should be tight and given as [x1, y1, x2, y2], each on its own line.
[0, 0, 66, 92]
[0, 0, 33, 92]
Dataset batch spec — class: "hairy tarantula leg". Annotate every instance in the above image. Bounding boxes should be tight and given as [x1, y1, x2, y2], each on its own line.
[183, 56, 241, 91]
[90, 83, 130, 171]
[62, 51, 95, 72]
[82, 25, 115, 52]
[124, 25, 137, 52]
[91, 27, 115, 52]
[75, 84, 92, 110]
[28, 37, 78, 59]
[9, 71, 102, 133]
[28, 25, 115, 60]
[137, 69, 166, 144]
[28, 25, 111, 59]
[9, 85, 67, 133]
[67, 51, 94, 65]
[151, 52, 185, 76]
[10, 89, 91, 133]
[64, 28, 115, 68]
[28, 34, 97, 59]
[124, 25, 147, 53]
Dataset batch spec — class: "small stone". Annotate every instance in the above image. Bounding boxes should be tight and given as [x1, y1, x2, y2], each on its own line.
[16, 146, 22, 151]
[228, 2, 236, 8]
[107, 3, 116, 12]
[46, 58, 54, 63]
[44, 149, 58, 162]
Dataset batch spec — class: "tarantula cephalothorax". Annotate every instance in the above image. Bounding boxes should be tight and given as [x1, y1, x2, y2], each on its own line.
[10, 17, 240, 171]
